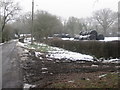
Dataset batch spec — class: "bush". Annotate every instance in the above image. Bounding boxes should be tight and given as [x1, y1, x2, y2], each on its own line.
[46, 39, 120, 59]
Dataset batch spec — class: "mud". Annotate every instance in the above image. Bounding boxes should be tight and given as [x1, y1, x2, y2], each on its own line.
[20, 48, 119, 88]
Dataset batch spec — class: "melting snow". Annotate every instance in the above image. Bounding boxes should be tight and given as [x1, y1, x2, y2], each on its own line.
[24, 83, 36, 89]
[24, 49, 29, 53]
[91, 64, 98, 67]
[99, 74, 107, 78]
[61, 37, 120, 41]
[41, 68, 48, 70]
[61, 38, 74, 41]
[42, 71, 48, 74]
[17, 41, 94, 61]
[46, 47, 93, 61]
[0, 43, 4, 46]
[102, 58, 120, 63]
[17, 42, 25, 47]
[101, 37, 120, 41]
[68, 80, 75, 83]
[17, 37, 119, 63]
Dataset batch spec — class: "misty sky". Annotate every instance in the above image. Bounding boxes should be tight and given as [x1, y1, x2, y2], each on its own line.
[16, 0, 119, 19]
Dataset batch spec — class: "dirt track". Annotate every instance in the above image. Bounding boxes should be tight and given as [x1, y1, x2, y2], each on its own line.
[20, 48, 119, 88]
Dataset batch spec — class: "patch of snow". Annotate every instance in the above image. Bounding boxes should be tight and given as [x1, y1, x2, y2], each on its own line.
[35, 43, 47, 47]
[103, 58, 120, 63]
[99, 74, 107, 78]
[61, 38, 74, 41]
[41, 68, 48, 70]
[100, 37, 120, 41]
[39, 57, 43, 59]
[15, 34, 19, 38]
[0, 43, 4, 46]
[47, 47, 93, 62]
[80, 35, 90, 38]
[47, 58, 53, 61]
[42, 71, 48, 74]
[30, 47, 35, 49]
[23, 83, 36, 89]
[50, 73, 53, 75]
[35, 52, 43, 57]
[35, 52, 45, 59]
[18, 41, 94, 62]
[20, 34, 31, 37]
[17, 42, 25, 47]
[24, 49, 29, 53]
[68, 80, 74, 83]
[108, 58, 120, 62]
[35, 52, 40, 57]
[55, 60, 60, 63]
[12, 39, 19, 42]
[32, 43, 94, 62]
[91, 64, 98, 67]
[86, 78, 90, 81]
[24, 38, 31, 43]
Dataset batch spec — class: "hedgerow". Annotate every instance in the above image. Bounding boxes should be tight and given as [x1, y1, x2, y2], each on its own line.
[45, 39, 120, 59]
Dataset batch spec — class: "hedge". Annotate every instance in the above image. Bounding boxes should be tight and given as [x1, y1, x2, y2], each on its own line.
[45, 39, 120, 59]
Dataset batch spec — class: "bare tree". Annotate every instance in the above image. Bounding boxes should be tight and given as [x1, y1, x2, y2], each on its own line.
[93, 8, 117, 36]
[14, 12, 32, 34]
[0, 0, 21, 32]
[65, 17, 83, 36]
[80, 17, 95, 31]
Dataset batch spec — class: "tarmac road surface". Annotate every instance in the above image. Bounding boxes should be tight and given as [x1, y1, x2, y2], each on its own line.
[0, 43, 2, 90]
[1, 41, 23, 89]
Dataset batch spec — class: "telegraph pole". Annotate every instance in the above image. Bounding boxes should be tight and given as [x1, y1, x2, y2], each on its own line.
[118, 1, 120, 32]
[31, 0, 34, 44]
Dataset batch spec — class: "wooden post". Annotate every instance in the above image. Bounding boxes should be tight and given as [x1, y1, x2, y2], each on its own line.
[118, 1, 120, 32]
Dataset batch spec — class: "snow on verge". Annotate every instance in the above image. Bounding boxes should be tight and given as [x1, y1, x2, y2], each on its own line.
[0, 43, 4, 46]
[61, 37, 120, 41]
[101, 37, 120, 41]
[17, 41, 120, 63]
[17, 41, 94, 62]
[46, 46, 94, 62]
[24, 83, 36, 89]
[99, 74, 107, 78]
[17, 42, 26, 47]
[102, 58, 120, 63]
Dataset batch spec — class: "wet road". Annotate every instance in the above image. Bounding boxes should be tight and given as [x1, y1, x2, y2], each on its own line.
[0, 43, 2, 90]
[1, 41, 23, 89]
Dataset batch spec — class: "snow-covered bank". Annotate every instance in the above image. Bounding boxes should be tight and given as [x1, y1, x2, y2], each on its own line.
[103, 37, 120, 41]
[17, 41, 94, 62]
[0, 43, 4, 46]
[46, 46, 93, 62]
[24, 83, 36, 89]
[17, 38, 120, 63]
[61, 37, 120, 41]
[102, 58, 120, 63]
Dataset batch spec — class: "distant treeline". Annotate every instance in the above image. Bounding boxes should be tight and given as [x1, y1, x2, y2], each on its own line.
[0, 0, 118, 43]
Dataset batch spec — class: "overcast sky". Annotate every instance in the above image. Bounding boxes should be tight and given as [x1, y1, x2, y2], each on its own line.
[15, 0, 119, 19]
